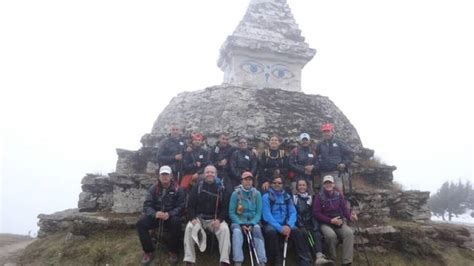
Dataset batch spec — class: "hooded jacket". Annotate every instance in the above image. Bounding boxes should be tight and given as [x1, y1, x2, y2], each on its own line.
[228, 185, 262, 225]
[262, 188, 297, 233]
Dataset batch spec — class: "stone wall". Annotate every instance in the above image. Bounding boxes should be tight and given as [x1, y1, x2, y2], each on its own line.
[78, 173, 154, 214]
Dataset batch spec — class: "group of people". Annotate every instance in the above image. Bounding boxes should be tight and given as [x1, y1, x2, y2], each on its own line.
[136, 123, 357, 266]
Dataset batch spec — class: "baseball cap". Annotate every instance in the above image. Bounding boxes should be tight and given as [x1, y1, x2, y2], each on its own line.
[299, 133, 310, 141]
[320, 123, 334, 132]
[322, 175, 335, 183]
[241, 171, 253, 179]
[159, 165, 172, 175]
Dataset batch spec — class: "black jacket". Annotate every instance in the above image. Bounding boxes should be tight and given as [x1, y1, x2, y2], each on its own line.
[293, 193, 320, 231]
[230, 148, 258, 180]
[157, 136, 185, 172]
[187, 179, 227, 222]
[288, 146, 318, 179]
[259, 149, 288, 185]
[143, 181, 186, 219]
[208, 143, 236, 177]
[316, 137, 353, 172]
[183, 146, 209, 175]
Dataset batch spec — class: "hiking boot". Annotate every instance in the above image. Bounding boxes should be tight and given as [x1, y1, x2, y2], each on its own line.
[185, 262, 195, 266]
[219, 262, 230, 266]
[140, 252, 155, 265]
[168, 252, 178, 264]
[315, 255, 334, 265]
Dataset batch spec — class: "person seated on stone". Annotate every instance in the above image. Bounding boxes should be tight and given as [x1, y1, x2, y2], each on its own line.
[229, 138, 258, 190]
[313, 175, 357, 266]
[289, 133, 318, 194]
[228, 171, 266, 266]
[183, 165, 231, 266]
[156, 124, 185, 178]
[209, 133, 236, 192]
[316, 123, 353, 192]
[293, 179, 333, 265]
[136, 165, 186, 265]
[262, 175, 312, 266]
[258, 134, 289, 193]
[181, 133, 209, 190]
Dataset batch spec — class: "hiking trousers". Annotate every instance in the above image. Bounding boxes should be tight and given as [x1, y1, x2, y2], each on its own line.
[231, 223, 267, 263]
[320, 223, 354, 264]
[263, 225, 312, 266]
[183, 220, 231, 264]
[136, 215, 182, 254]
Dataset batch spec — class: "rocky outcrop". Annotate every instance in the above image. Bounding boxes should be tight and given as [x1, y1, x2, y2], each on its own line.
[144, 86, 363, 150]
[37, 209, 139, 238]
[350, 189, 431, 224]
[77, 173, 154, 213]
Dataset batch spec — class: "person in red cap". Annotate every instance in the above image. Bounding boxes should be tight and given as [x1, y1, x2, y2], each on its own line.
[228, 171, 266, 266]
[181, 132, 209, 190]
[315, 123, 353, 192]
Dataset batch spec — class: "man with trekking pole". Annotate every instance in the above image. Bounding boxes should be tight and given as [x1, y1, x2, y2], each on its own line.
[136, 165, 186, 265]
[229, 171, 267, 266]
[262, 175, 312, 266]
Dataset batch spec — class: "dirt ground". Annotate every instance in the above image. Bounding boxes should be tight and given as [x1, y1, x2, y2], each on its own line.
[0, 234, 34, 265]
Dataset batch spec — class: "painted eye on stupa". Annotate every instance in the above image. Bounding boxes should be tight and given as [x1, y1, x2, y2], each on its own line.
[240, 61, 264, 74]
[271, 65, 294, 79]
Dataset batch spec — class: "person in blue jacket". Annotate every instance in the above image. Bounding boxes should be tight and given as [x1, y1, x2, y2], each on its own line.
[262, 175, 312, 266]
[228, 171, 266, 266]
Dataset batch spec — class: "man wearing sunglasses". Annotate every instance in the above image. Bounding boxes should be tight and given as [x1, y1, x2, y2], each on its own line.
[262, 175, 312, 266]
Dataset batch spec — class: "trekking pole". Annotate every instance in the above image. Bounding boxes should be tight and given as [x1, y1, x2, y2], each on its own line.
[246, 231, 255, 266]
[247, 229, 260, 265]
[156, 201, 165, 264]
[210, 186, 220, 257]
[283, 237, 288, 266]
[353, 219, 371, 266]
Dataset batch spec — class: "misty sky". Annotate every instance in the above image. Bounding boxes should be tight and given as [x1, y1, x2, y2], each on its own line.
[1, 0, 473, 234]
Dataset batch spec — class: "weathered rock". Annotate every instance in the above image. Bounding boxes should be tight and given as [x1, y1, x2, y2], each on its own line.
[390, 191, 431, 221]
[37, 209, 140, 237]
[109, 173, 154, 213]
[64, 232, 86, 244]
[146, 86, 363, 151]
[78, 174, 114, 212]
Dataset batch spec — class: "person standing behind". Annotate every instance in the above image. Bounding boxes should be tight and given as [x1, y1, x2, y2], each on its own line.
[313, 175, 357, 266]
[316, 123, 353, 192]
[259, 135, 288, 193]
[136, 166, 186, 265]
[228, 171, 266, 266]
[209, 133, 236, 192]
[289, 133, 318, 194]
[262, 176, 312, 266]
[183, 165, 231, 266]
[181, 133, 209, 190]
[230, 138, 258, 190]
[157, 124, 185, 180]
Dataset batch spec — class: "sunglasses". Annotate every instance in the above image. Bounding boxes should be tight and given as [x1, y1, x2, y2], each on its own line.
[272, 181, 282, 185]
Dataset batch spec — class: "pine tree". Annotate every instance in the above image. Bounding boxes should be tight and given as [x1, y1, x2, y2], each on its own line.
[429, 180, 473, 221]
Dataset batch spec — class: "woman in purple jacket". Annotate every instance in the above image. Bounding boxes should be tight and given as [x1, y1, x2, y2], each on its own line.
[313, 175, 358, 266]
